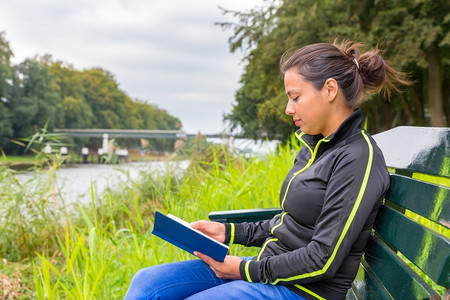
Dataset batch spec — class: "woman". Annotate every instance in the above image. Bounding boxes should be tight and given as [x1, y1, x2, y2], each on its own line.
[125, 41, 408, 300]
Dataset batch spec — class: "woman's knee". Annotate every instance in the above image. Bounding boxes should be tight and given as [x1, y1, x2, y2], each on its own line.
[124, 267, 159, 299]
[132, 267, 153, 284]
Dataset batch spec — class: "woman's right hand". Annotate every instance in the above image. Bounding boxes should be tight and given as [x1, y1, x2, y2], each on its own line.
[190, 220, 226, 243]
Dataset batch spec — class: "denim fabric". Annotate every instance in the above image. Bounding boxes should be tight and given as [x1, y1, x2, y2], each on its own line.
[124, 259, 305, 300]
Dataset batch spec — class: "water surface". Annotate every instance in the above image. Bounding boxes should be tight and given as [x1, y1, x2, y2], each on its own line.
[14, 160, 189, 207]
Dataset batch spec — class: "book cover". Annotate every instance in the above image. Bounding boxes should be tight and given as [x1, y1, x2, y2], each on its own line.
[152, 211, 229, 262]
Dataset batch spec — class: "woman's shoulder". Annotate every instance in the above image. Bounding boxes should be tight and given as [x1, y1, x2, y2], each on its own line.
[337, 130, 387, 162]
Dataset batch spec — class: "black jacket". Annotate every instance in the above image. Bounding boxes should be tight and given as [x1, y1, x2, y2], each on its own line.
[224, 109, 390, 300]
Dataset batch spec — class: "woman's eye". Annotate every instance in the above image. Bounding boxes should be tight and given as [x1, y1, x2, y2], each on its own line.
[293, 96, 299, 102]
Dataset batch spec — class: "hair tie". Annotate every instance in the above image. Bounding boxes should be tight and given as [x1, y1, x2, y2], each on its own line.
[353, 58, 360, 69]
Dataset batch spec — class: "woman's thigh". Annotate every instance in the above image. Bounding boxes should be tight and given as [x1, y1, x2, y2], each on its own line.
[185, 280, 305, 300]
[124, 259, 231, 300]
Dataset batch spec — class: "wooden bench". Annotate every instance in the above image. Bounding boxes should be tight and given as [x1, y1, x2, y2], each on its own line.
[209, 126, 450, 299]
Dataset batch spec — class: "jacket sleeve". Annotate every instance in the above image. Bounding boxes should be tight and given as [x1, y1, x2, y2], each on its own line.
[224, 218, 274, 247]
[239, 138, 389, 285]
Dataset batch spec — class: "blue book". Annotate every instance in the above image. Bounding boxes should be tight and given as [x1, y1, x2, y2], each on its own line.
[152, 211, 229, 262]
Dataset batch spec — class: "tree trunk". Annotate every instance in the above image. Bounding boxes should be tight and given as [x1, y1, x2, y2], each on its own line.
[409, 76, 425, 126]
[443, 77, 449, 126]
[427, 44, 445, 127]
[398, 94, 414, 125]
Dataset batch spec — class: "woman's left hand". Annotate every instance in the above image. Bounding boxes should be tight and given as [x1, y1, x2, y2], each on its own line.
[195, 252, 242, 280]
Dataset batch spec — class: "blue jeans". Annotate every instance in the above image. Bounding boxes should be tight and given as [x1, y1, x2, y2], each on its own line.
[124, 259, 305, 300]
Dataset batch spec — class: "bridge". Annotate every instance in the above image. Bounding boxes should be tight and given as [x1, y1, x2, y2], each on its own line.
[52, 129, 232, 162]
[54, 129, 227, 139]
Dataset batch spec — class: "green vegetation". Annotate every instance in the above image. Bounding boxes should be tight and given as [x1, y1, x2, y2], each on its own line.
[0, 32, 181, 155]
[1, 135, 447, 298]
[221, 0, 449, 140]
[0, 138, 297, 299]
[0, 155, 36, 163]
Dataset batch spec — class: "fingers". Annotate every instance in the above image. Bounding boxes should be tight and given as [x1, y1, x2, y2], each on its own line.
[190, 221, 226, 243]
[194, 253, 242, 280]
[190, 220, 208, 231]
[195, 252, 217, 273]
[195, 252, 222, 278]
[194, 251, 215, 265]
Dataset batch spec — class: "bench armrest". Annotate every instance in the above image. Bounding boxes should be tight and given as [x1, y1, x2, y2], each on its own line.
[209, 208, 282, 223]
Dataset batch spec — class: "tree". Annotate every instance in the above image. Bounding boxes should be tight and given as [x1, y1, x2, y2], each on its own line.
[223, 0, 449, 140]
[81, 68, 121, 129]
[62, 96, 93, 128]
[47, 60, 93, 129]
[1, 33, 183, 153]
[0, 32, 14, 148]
[367, 0, 449, 127]
[9, 58, 63, 147]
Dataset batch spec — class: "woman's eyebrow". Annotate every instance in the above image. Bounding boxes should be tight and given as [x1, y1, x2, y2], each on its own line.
[286, 89, 300, 96]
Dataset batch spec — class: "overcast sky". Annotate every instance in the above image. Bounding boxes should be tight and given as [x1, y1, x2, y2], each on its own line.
[0, 0, 265, 134]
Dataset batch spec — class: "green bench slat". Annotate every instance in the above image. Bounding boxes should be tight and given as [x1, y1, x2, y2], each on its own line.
[364, 234, 441, 300]
[374, 205, 450, 287]
[387, 174, 450, 226]
[208, 208, 282, 223]
[350, 259, 393, 300]
[373, 127, 449, 177]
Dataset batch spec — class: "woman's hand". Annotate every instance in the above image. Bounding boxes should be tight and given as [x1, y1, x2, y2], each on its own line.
[195, 252, 242, 280]
[191, 221, 241, 279]
[190, 220, 225, 243]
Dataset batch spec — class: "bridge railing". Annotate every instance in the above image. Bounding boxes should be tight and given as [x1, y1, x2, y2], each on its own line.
[54, 129, 225, 139]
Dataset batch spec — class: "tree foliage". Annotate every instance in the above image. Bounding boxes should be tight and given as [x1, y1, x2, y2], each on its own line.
[0, 32, 181, 153]
[0, 32, 14, 146]
[223, 0, 449, 140]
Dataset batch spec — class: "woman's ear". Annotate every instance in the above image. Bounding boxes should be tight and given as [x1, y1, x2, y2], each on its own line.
[323, 78, 338, 102]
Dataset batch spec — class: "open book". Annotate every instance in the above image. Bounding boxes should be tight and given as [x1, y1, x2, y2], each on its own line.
[152, 211, 229, 262]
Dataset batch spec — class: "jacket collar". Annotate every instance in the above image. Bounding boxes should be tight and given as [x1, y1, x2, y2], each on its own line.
[296, 108, 364, 147]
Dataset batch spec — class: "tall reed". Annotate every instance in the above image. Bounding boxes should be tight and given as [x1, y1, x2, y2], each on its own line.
[30, 141, 299, 299]
[0, 129, 70, 262]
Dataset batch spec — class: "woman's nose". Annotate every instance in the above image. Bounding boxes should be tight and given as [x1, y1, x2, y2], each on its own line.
[285, 100, 295, 115]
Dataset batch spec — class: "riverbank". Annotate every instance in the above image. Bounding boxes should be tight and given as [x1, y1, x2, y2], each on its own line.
[0, 155, 38, 171]
[0, 142, 295, 299]
[0, 151, 170, 172]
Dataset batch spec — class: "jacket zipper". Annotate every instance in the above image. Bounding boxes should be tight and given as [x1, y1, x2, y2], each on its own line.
[256, 133, 330, 260]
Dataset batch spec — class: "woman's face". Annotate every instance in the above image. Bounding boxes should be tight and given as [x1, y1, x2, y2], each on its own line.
[284, 68, 333, 136]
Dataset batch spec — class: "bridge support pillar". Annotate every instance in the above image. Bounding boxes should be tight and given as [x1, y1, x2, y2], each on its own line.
[102, 133, 109, 154]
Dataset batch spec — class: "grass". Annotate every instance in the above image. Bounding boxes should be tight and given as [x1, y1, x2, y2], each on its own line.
[1, 134, 448, 299]
[1, 140, 297, 299]
[0, 155, 37, 163]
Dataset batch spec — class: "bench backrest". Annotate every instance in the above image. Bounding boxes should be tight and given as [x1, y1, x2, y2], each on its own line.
[351, 126, 449, 300]
[209, 126, 450, 299]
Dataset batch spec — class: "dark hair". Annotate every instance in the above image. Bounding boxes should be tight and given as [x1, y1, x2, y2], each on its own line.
[280, 40, 409, 107]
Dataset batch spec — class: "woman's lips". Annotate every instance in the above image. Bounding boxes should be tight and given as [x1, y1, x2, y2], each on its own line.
[294, 119, 301, 126]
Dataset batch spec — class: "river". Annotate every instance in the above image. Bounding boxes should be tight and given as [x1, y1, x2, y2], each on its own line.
[12, 138, 278, 208]
[14, 160, 190, 207]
